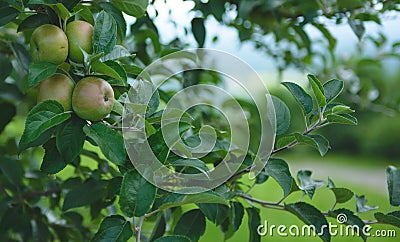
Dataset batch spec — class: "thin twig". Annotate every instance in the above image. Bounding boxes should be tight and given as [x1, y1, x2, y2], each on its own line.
[136, 216, 145, 242]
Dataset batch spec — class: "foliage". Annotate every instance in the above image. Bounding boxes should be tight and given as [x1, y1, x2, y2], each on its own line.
[0, 1, 399, 242]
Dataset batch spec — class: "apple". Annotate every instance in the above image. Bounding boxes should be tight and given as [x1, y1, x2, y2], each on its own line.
[30, 24, 68, 64]
[66, 20, 94, 63]
[37, 73, 75, 111]
[72, 77, 114, 121]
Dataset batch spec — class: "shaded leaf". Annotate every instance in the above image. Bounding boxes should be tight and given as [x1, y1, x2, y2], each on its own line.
[19, 100, 71, 152]
[330, 208, 366, 241]
[41, 138, 67, 174]
[154, 236, 190, 242]
[191, 18, 206, 47]
[92, 215, 133, 242]
[285, 202, 330, 242]
[246, 207, 261, 242]
[271, 95, 290, 135]
[63, 179, 106, 210]
[0, 6, 19, 26]
[83, 123, 126, 166]
[197, 203, 228, 226]
[323, 79, 344, 104]
[330, 188, 354, 204]
[174, 209, 206, 242]
[111, 0, 148, 17]
[119, 170, 156, 217]
[0, 157, 23, 186]
[282, 82, 313, 113]
[386, 166, 400, 206]
[28, 62, 58, 87]
[56, 115, 85, 163]
[307, 74, 326, 107]
[159, 191, 228, 210]
[375, 211, 400, 228]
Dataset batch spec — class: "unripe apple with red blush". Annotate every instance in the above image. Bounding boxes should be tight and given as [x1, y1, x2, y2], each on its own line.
[30, 24, 68, 64]
[37, 73, 75, 111]
[72, 77, 114, 121]
[65, 20, 94, 63]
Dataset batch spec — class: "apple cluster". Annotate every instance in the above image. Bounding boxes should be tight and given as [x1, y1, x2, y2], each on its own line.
[31, 22, 114, 121]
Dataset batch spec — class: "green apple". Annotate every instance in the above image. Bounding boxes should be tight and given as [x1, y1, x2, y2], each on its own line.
[37, 73, 75, 111]
[30, 24, 68, 64]
[66, 20, 94, 63]
[72, 77, 114, 121]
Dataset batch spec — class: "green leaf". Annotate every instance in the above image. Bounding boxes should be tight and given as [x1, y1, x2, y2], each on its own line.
[28, 62, 58, 87]
[282, 82, 313, 113]
[174, 209, 206, 242]
[375, 212, 400, 228]
[327, 113, 357, 125]
[197, 203, 228, 226]
[386, 166, 400, 206]
[191, 18, 206, 47]
[221, 201, 244, 240]
[92, 215, 133, 242]
[294, 133, 330, 156]
[149, 214, 166, 242]
[63, 178, 106, 211]
[271, 95, 290, 135]
[17, 13, 50, 32]
[307, 74, 326, 107]
[159, 191, 228, 210]
[97, 2, 126, 39]
[49, 3, 71, 21]
[323, 79, 344, 104]
[331, 105, 354, 114]
[119, 170, 156, 217]
[0, 7, 19, 26]
[170, 158, 210, 175]
[349, 18, 365, 40]
[11, 42, 31, 72]
[83, 123, 126, 166]
[154, 236, 190, 242]
[27, 0, 57, 4]
[56, 116, 85, 163]
[102, 45, 132, 61]
[330, 188, 354, 204]
[0, 157, 23, 186]
[19, 100, 71, 152]
[257, 158, 296, 197]
[103, 60, 127, 86]
[297, 170, 325, 199]
[41, 138, 67, 174]
[91, 60, 125, 85]
[0, 102, 16, 133]
[285, 202, 330, 242]
[246, 207, 261, 242]
[330, 208, 366, 241]
[0, 54, 12, 82]
[111, 0, 148, 17]
[355, 194, 378, 213]
[73, 4, 94, 25]
[93, 11, 117, 55]
[275, 135, 295, 149]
